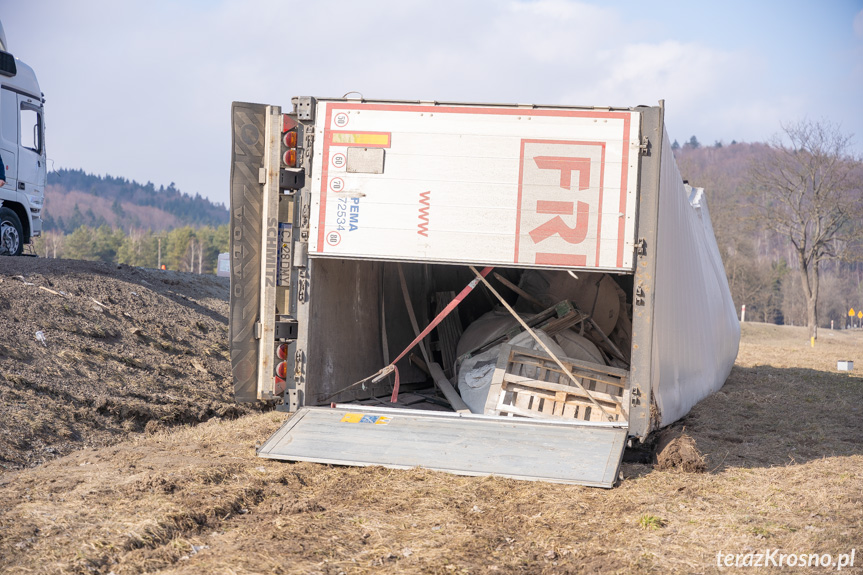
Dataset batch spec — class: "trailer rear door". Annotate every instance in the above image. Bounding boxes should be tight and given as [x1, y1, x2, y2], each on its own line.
[309, 101, 641, 272]
[258, 406, 628, 488]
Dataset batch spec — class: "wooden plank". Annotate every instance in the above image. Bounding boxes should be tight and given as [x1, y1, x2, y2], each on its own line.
[509, 347, 630, 378]
[496, 403, 545, 419]
[542, 311, 586, 336]
[559, 397, 620, 417]
[505, 358, 627, 388]
[514, 390, 532, 411]
[589, 406, 607, 422]
[496, 380, 623, 422]
[484, 348, 514, 415]
[502, 375, 623, 406]
[509, 356, 628, 385]
[554, 391, 567, 416]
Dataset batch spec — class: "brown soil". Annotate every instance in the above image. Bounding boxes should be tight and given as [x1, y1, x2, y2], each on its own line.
[655, 429, 706, 473]
[0, 257, 256, 471]
[1, 259, 862, 574]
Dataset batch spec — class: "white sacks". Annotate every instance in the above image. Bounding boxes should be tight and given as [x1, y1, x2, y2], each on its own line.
[458, 327, 565, 414]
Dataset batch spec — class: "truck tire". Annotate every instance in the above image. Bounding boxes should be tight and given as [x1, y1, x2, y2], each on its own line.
[0, 207, 23, 256]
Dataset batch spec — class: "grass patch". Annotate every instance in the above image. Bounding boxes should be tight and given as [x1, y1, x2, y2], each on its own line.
[638, 514, 666, 530]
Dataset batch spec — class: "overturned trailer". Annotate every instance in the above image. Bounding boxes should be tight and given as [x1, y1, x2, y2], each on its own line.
[229, 98, 740, 487]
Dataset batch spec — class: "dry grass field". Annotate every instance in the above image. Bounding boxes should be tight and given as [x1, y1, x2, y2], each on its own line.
[1, 279, 861, 574]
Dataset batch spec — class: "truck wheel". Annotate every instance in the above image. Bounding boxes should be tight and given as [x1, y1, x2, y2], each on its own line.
[0, 207, 23, 256]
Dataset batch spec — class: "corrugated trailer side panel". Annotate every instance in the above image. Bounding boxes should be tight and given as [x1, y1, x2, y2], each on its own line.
[651, 128, 740, 426]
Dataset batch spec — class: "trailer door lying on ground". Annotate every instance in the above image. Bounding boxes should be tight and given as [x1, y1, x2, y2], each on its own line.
[258, 406, 629, 488]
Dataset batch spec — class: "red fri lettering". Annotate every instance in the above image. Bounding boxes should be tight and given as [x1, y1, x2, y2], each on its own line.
[529, 200, 590, 245]
[533, 156, 591, 190]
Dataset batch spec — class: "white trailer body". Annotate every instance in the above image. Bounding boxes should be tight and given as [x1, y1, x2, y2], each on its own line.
[0, 23, 47, 256]
[229, 98, 740, 487]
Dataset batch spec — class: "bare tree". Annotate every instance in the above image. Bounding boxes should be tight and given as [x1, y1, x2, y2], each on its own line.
[749, 120, 863, 339]
[43, 230, 64, 259]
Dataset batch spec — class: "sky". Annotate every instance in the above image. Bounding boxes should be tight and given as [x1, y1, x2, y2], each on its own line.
[3, 0, 862, 207]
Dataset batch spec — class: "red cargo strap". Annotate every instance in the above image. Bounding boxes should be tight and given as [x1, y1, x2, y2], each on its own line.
[389, 266, 493, 402]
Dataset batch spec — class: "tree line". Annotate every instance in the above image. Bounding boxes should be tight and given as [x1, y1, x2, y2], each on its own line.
[33, 225, 229, 274]
[677, 120, 863, 336]
[45, 169, 229, 233]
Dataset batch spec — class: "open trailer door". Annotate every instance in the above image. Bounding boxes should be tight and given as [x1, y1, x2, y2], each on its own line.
[258, 406, 628, 488]
[259, 342, 632, 488]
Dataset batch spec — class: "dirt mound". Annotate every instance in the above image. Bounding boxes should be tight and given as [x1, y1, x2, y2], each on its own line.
[0, 256, 256, 471]
[655, 428, 706, 472]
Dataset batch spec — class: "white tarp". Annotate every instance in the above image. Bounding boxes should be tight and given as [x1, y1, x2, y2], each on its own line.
[651, 129, 740, 426]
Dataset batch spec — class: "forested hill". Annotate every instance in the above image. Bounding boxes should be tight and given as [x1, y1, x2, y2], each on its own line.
[44, 169, 229, 233]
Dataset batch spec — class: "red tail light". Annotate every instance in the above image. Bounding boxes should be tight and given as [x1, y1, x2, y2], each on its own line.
[277, 343, 289, 360]
[276, 361, 288, 379]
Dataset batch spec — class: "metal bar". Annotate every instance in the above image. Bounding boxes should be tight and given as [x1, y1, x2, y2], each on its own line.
[428, 361, 471, 413]
[586, 317, 629, 365]
[628, 104, 664, 438]
[493, 272, 544, 310]
[255, 106, 283, 400]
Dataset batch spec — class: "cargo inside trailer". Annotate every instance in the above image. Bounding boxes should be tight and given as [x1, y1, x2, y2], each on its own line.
[298, 257, 635, 420]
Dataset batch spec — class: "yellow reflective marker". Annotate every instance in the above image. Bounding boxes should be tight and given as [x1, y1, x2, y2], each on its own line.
[859, 311, 862, 319]
[811, 336, 815, 348]
[849, 308, 856, 317]
[331, 132, 391, 147]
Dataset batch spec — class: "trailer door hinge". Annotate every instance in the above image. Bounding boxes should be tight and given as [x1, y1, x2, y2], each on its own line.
[254, 321, 262, 339]
[639, 137, 650, 155]
[294, 348, 305, 379]
[635, 238, 647, 256]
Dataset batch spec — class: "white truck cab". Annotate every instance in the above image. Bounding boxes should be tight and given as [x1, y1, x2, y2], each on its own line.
[0, 20, 46, 256]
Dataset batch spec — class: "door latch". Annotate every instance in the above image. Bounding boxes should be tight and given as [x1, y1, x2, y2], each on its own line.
[635, 284, 646, 306]
[638, 137, 650, 155]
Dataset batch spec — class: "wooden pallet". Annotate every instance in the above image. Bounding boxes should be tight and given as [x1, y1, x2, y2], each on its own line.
[484, 345, 629, 423]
